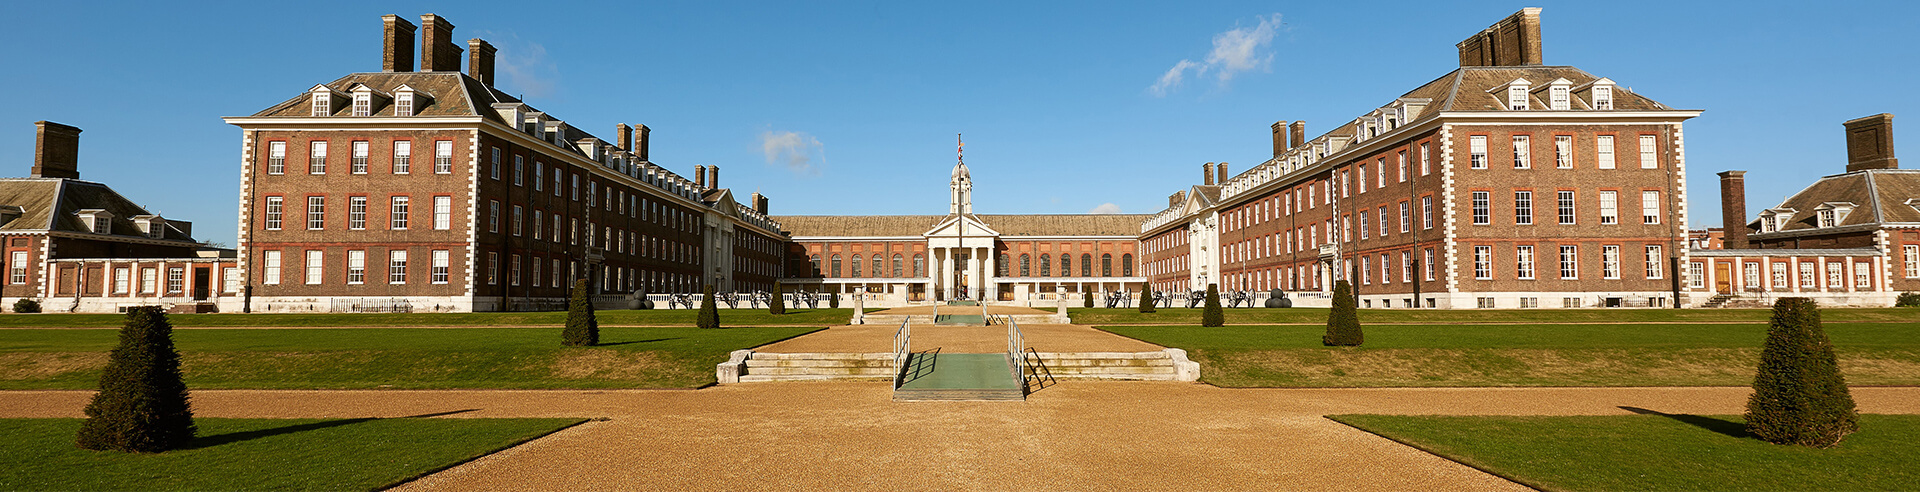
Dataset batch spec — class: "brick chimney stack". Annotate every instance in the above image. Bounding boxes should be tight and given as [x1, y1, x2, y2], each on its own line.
[695, 165, 707, 189]
[381, 15, 416, 72]
[1216, 162, 1229, 185]
[708, 166, 719, 190]
[467, 39, 496, 86]
[1289, 121, 1306, 150]
[616, 124, 633, 151]
[1271, 121, 1289, 157]
[1457, 8, 1543, 67]
[758, 195, 769, 214]
[419, 14, 462, 72]
[1202, 162, 1215, 186]
[1718, 170, 1749, 249]
[635, 124, 651, 162]
[1843, 113, 1898, 172]
[1170, 191, 1185, 208]
[31, 121, 81, 180]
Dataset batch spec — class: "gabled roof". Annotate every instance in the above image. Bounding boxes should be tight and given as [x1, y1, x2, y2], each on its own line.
[0, 178, 196, 241]
[1748, 169, 1920, 234]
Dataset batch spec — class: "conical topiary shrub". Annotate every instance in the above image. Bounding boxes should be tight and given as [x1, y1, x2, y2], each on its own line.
[1201, 283, 1224, 327]
[769, 281, 786, 315]
[1084, 291, 1095, 308]
[562, 279, 599, 346]
[1138, 282, 1156, 313]
[697, 284, 721, 329]
[76, 307, 195, 452]
[1323, 280, 1362, 346]
[1746, 297, 1858, 448]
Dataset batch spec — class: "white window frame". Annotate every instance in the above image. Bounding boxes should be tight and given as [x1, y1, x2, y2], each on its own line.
[306, 196, 325, 230]
[1599, 191, 1618, 225]
[1642, 191, 1662, 224]
[1596, 135, 1615, 169]
[433, 196, 452, 230]
[434, 140, 454, 174]
[305, 250, 323, 285]
[262, 251, 281, 285]
[1512, 135, 1531, 169]
[264, 196, 283, 230]
[1639, 135, 1658, 169]
[1602, 245, 1621, 280]
[267, 141, 286, 174]
[1554, 135, 1572, 169]
[1469, 136, 1487, 169]
[1514, 191, 1533, 225]
[1471, 191, 1490, 225]
[309, 141, 327, 174]
[347, 250, 366, 284]
[391, 196, 410, 230]
[1474, 246, 1493, 280]
[1645, 245, 1664, 279]
[1593, 85, 1613, 110]
[432, 250, 450, 284]
[1907, 245, 1920, 278]
[351, 141, 369, 174]
[348, 196, 367, 230]
[389, 250, 409, 284]
[393, 140, 411, 174]
[1557, 191, 1576, 225]
[1516, 245, 1535, 280]
[1559, 245, 1579, 279]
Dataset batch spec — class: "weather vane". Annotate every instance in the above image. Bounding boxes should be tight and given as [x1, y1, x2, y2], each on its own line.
[957, 133, 964, 165]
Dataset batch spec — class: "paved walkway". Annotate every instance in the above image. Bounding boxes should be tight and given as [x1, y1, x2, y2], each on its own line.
[867, 305, 1054, 316]
[754, 323, 1163, 353]
[6, 385, 1919, 491]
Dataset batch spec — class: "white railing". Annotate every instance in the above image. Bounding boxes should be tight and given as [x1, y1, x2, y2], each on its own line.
[1005, 317, 1027, 394]
[891, 318, 911, 389]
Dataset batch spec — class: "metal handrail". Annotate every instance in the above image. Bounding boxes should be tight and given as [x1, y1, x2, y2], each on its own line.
[1006, 317, 1027, 395]
[892, 318, 911, 390]
[1025, 347, 1057, 388]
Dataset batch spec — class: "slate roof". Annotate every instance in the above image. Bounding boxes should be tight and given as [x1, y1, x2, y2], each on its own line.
[1406, 66, 1670, 112]
[772, 214, 1150, 238]
[0, 178, 196, 241]
[1749, 169, 1920, 234]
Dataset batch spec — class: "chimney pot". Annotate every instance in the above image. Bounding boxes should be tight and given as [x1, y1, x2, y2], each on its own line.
[419, 14, 462, 72]
[467, 38, 496, 86]
[1457, 8, 1543, 67]
[1718, 170, 1749, 249]
[1271, 121, 1288, 157]
[635, 124, 651, 162]
[31, 121, 82, 180]
[1202, 162, 1215, 186]
[381, 15, 416, 72]
[1843, 113, 1898, 172]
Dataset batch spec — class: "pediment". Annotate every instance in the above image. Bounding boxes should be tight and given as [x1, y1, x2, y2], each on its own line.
[923, 214, 1001, 238]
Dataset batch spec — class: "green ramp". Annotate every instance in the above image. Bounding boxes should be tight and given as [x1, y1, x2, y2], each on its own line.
[893, 353, 1024, 401]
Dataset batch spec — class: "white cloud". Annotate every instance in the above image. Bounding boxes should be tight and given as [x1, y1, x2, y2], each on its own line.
[1149, 14, 1284, 96]
[477, 31, 561, 99]
[759, 130, 826, 176]
[1089, 203, 1122, 214]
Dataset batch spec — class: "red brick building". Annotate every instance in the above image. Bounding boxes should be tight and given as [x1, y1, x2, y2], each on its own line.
[1143, 8, 1700, 309]
[1691, 114, 1919, 307]
[1, 122, 238, 313]
[225, 14, 785, 312]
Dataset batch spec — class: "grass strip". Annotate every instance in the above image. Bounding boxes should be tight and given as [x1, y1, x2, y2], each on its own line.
[1101, 323, 1920, 387]
[0, 417, 584, 491]
[0, 326, 819, 390]
[0, 308, 875, 328]
[1069, 307, 1920, 325]
[1328, 414, 1920, 492]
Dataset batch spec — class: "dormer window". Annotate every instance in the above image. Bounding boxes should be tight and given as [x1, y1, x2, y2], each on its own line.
[352, 93, 372, 116]
[133, 215, 166, 239]
[1907, 199, 1920, 215]
[1507, 84, 1530, 110]
[1758, 208, 1795, 233]
[395, 92, 413, 116]
[1592, 83, 1614, 110]
[1549, 85, 1570, 110]
[1814, 202, 1855, 228]
[76, 209, 113, 235]
[312, 92, 331, 116]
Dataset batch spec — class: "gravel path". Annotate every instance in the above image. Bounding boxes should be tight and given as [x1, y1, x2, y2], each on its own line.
[7, 384, 1919, 491]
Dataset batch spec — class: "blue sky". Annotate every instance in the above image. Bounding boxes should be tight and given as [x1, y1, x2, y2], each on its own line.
[2, 1, 1917, 246]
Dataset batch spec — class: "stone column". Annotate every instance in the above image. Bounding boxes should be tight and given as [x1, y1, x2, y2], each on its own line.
[1053, 285, 1069, 323]
[983, 247, 996, 302]
[1790, 257, 1801, 293]
[850, 286, 865, 325]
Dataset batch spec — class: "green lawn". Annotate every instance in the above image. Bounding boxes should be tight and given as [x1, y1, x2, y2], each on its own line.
[1100, 323, 1920, 387]
[0, 326, 819, 390]
[0, 417, 583, 491]
[1330, 414, 1920, 492]
[0, 308, 874, 328]
[1071, 307, 1919, 325]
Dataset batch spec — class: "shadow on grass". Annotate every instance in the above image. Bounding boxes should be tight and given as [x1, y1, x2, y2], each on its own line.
[1620, 406, 1748, 439]
[597, 338, 678, 347]
[185, 409, 480, 449]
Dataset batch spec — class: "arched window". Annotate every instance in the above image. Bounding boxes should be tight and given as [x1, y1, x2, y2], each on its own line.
[1060, 254, 1072, 277]
[1122, 254, 1134, 276]
[809, 255, 821, 277]
[872, 256, 882, 278]
[1020, 254, 1031, 276]
[998, 253, 1010, 276]
[892, 254, 903, 277]
[830, 254, 842, 277]
[1081, 254, 1093, 277]
[913, 254, 926, 277]
[850, 254, 862, 278]
[1040, 254, 1051, 276]
[1102, 253, 1113, 277]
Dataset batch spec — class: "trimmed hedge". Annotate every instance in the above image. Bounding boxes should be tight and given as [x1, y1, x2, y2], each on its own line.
[1323, 280, 1363, 346]
[1138, 282, 1155, 313]
[1201, 284, 1224, 327]
[75, 307, 195, 452]
[561, 279, 599, 347]
[769, 282, 786, 315]
[14, 298, 41, 313]
[697, 284, 721, 329]
[1745, 297, 1857, 448]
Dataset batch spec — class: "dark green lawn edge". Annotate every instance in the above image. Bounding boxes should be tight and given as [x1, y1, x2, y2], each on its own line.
[377, 417, 590, 490]
[1323, 415, 1549, 491]
[744, 327, 829, 351]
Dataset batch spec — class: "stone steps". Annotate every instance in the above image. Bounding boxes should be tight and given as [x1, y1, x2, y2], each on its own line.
[719, 349, 1201, 384]
[893, 388, 1026, 401]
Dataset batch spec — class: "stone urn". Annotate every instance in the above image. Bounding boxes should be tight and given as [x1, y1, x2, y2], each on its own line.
[1264, 289, 1292, 308]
